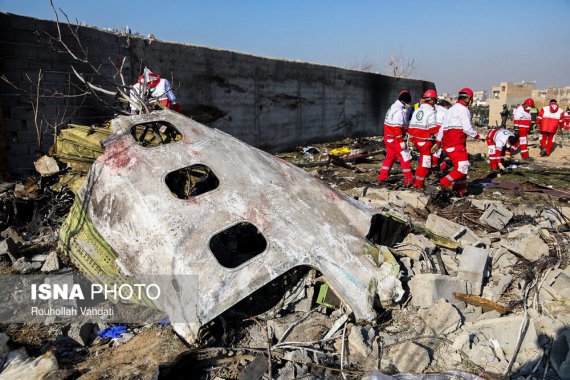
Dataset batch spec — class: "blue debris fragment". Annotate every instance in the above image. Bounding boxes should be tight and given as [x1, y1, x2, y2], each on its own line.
[98, 325, 128, 339]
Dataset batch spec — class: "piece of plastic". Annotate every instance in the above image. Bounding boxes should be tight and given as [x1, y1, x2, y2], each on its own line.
[302, 146, 319, 155]
[330, 146, 351, 155]
[98, 325, 128, 339]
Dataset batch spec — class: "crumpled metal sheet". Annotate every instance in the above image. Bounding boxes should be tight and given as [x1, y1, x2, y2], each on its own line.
[52, 123, 111, 171]
[60, 110, 404, 342]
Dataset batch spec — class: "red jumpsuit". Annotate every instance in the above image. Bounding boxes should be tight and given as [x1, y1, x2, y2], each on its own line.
[378, 100, 413, 184]
[432, 104, 449, 171]
[435, 101, 479, 196]
[409, 103, 438, 189]
[513, 105, 531, 159]
[563, 111, 570, 132]
[486, 128, 515, 170]
[130, 70, 182, 113]
[537, 104, 564, 156]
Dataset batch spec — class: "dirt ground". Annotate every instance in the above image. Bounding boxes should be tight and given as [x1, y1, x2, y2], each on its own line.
[73, 328, 187, 380]
[466, 133, 570, 167]
[276, 132, 570, 198]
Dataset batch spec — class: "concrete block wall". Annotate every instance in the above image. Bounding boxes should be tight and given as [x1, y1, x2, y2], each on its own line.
[0, 12, 435, 178]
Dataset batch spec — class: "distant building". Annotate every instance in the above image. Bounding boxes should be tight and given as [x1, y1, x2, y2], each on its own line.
[488, 81, 534, 127]
[438, 92, 454, 102]
[532, 86, 570, 107]
[473, 90, 487, 106]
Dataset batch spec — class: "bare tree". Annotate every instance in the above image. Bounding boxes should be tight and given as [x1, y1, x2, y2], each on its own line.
[1, 68, 88, 154]
[345, 57, 376, 73]
[0, 1, 166, 154]
[387, 55, 415, 78]
[45, 0, 143, 114]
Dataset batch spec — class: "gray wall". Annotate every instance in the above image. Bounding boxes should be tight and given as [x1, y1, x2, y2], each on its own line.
[0, 12, 435, 177]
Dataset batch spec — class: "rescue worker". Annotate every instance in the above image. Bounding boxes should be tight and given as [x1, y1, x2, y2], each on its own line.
[500, 104, 509, 127]
[130, 67, 181, 114]
[432, 88, 482, 196]
[408, 89, 438, 189]
[512, 98, 534, 159]
[433, 99, 452, 171]
[378, 90, 413, 185]
[563, 107, 570, 137]
[536, 99, 564, 156]
[486, 128, 518, 171]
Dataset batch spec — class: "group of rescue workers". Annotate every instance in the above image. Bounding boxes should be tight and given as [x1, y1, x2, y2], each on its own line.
[378, 88, 570, 196]
[130, 68, 570, 198]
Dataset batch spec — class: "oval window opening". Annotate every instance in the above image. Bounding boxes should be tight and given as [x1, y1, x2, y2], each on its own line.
[209, 222, 267, 268]
[131, 121, 182, 147]
[165, 164, 219, 199]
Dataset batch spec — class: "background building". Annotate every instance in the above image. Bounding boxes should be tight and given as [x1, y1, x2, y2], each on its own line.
[532, 86, 570, 108]
[437, 92, 454, 102]
[488, 81, 534, 127]
[473, 90, 487, 106]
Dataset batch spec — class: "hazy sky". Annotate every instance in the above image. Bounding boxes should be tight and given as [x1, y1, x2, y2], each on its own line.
[1, 0, 569, 94]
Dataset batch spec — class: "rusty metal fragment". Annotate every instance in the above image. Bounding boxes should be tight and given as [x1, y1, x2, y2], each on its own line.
[59, 110, 405, 343]
[453, 292, 510, 314]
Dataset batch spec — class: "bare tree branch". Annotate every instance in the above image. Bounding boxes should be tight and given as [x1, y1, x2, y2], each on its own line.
[346, 57, 375, 72]
[33, 69, 43, 149]
[1, 75, 25, 92]
[387, 55, 415, 78]
[71, 66, 130, 115]
[71, 66, 115, 96]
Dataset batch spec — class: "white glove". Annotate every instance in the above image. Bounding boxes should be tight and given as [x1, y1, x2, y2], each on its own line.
[498, 163, 506, 171]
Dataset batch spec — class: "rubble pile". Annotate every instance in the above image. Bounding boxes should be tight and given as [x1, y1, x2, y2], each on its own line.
[1, 117, 570, 379]
[193, 197, 569, 379]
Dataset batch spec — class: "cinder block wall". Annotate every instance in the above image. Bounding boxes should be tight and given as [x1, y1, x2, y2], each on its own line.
[0, 12, 435, 177]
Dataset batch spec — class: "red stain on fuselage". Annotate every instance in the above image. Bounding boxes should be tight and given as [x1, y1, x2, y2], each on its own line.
[99, 137, 140, 174]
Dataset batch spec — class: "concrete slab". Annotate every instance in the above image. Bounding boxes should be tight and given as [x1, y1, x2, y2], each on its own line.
[425, 214, 484, 247]
[408, 274, 470, 308]
[500, 225, 549, 262]
[452, 315, 541, 373]
[418, 298, 462, 335]
[457, 246, 489, 296]
[389, 341, 430, 373]
[390, 190, 429, 210]
[34, 155, 60, 177]
[550, 271, 570, 300]
[479, 203, 513, 230]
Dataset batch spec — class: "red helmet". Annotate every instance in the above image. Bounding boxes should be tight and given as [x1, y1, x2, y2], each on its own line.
[523, 98, 534, 108]
[422, 89, 438, 100]
[458, 87, 474, 98]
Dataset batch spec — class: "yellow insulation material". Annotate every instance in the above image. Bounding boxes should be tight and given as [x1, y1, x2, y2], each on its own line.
[52, 124, 111, 171]
[59, 197, 155, 308]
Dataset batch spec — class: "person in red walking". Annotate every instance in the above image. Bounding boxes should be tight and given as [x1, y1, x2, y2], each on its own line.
[563, 107, 570, 137]
[432, 88, 481, 196]
[408, 89, 439, 189]
[512, 98, 534, 159]
[432, 99, 452, 172]
[486, 128, 517, 171]
[377, 90, 413, 185]
[536, 99, 564, 156]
